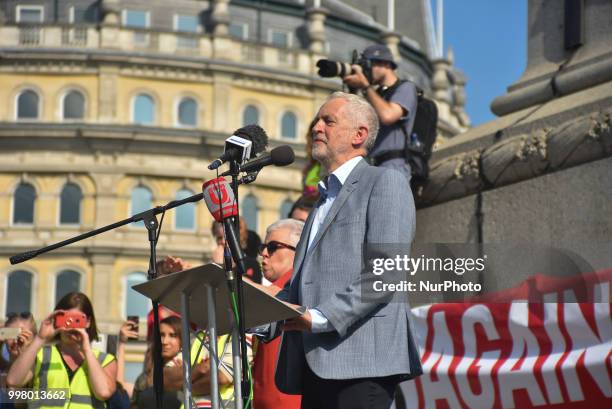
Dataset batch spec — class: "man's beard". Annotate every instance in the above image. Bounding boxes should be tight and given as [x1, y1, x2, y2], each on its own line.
[312, 144, 330, 169]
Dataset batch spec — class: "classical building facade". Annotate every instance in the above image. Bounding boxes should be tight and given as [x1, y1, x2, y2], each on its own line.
[0, 0, 468, 377]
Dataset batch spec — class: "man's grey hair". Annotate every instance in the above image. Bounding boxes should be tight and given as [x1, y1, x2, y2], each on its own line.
[265, 218, 305, 247]
[326, 91, 379, 152]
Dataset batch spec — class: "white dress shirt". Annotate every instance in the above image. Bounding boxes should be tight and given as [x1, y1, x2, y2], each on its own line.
[306, 156, 364, 333]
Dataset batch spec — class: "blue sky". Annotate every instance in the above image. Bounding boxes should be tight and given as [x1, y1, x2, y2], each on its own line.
[431, 1, 528, 126]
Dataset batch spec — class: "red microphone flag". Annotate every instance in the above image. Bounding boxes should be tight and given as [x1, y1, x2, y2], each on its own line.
[202, 177, 238, 222]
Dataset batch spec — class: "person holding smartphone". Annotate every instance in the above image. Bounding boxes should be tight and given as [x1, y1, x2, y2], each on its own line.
[6, 292, 117, 408]
[1, 312, 37, 377]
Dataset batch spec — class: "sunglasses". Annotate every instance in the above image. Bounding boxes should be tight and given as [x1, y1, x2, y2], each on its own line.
[258, 241, 296, 256]
[6, 311, 32, 320]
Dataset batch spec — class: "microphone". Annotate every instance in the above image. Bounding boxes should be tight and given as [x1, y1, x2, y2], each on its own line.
[201, 177, 247, 278]
[240, 145, 295, 174]
[208, 125, 269, 170]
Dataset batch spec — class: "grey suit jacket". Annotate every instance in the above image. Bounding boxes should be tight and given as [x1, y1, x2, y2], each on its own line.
[273, 159, 422, 394]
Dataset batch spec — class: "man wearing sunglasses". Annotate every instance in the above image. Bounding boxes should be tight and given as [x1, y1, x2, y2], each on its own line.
[260, 91, 421, 409]
[253, 219, 304, 409]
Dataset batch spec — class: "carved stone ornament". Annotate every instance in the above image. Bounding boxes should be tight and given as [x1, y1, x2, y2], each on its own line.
[481, 130, 549, 186]
[420, 109, 612, 207]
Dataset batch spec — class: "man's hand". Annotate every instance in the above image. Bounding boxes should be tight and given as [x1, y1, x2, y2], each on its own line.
[343, 64, 370, 90]
[280, 304, 312, 332]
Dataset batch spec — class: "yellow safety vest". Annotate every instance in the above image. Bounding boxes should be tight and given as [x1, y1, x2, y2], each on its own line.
[181, 333, 234, 408]
[31, 344, 115, 409]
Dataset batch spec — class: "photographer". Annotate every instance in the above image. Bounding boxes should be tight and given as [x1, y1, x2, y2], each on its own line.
[342, 44, 418, 182]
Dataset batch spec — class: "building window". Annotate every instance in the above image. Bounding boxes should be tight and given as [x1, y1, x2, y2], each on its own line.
[242, 105, 259, 126]
[269, 29, 291, 48]
[63, 90, 85, 120]
[175, 189, 195, 230]
[123, 10, 149, 46]
[229, 23, 248, 40]
[13, 182, 36, 224]
[177, 98, 197, 127]
[6, 270, 33, 315]
[281, 111, 297, 139]
[16, 6, 43, 23]
[280, 199, 294, 219]
[242, 195, 258, 232]
[132, 94, 155, 125]
[70, 5, 98, 23]
[125, 272, 149, 318]
[60, 183, 82, 224]
[55, 270, 81, 305]
[130, 185, 153, 227]
[175, 14, 199, 49]
[17, 6, 44, 44]
[17, 90, 40, 120]
[175, 14, 198, 32]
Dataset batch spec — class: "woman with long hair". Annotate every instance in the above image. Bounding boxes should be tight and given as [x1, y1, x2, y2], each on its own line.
[131, 316, 183, 409]
[7, 292, 117, 408]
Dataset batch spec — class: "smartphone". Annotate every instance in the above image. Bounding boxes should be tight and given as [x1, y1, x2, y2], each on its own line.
[0, 327, 21, 341]
[127, 315, 139, 340]
[54, 311, 87, 329]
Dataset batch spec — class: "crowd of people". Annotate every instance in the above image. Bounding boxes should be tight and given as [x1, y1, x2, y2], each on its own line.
[2, 48, 422, 408]
[0, 195, 316, 409]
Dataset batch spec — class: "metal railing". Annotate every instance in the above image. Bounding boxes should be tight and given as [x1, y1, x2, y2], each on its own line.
[19, 25, 41, 45]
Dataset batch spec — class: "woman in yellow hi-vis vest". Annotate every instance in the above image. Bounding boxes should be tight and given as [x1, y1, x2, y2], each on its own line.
[6, 292, 117, 408]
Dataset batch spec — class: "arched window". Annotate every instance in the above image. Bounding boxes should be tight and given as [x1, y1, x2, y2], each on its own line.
[130, 185, 153, 227]
[132, 94, 155, 125]
[17, 90, 39, 119]
[125, 272, 149, 318]
[175, 188, 195, 230]
[242, 195, 258, 232]
[280, 198, 294, 219]
[281, 111, 297, 139]
[6, 270, 33, 315]
[242, 105, 260, 126]
[177, 97, 197, 127]
[60, 183, 83, 224]
[63, 90, 85, 120]
[13, 182, 36, 224]
[55, 270, 81, 305]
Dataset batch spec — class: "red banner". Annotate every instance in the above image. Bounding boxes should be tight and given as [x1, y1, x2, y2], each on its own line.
[404, 270, 612, 408]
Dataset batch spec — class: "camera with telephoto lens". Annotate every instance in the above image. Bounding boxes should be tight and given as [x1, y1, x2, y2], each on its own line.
[316, 49, 373, 84]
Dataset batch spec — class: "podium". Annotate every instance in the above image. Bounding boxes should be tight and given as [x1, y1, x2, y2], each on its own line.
[134, 263, 300, 409]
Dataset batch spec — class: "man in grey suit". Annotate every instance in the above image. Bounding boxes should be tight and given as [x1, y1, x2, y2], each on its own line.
[266, 91, 421, 409]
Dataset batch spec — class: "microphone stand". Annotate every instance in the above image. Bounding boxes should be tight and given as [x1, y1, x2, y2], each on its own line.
[9, 192, 205, 409]
[224, 159, 250, 408]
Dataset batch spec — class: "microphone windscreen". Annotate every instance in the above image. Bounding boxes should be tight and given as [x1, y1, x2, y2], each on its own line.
[234, 125, 269, 158]
[202, 177, 238, 222]
[270, 145, 295, 166]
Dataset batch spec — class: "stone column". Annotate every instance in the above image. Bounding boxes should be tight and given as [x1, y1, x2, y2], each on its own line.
[306, 7, 328, 54]
[98, 65, 118, 123]
[380, 31, 401, 61]
[100, 0, 120, 49]
[212, 72, 233, 132]
[211, 0, 230, 37]
[87, 253, 116, 329]
[431, 57, 451, 120]
[491, 0, 612, 116]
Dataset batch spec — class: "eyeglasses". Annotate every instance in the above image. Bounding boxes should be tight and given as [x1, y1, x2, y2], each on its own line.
[258, 241, 296, 256]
